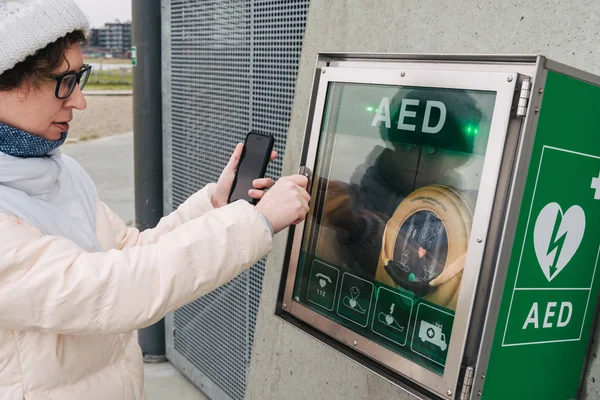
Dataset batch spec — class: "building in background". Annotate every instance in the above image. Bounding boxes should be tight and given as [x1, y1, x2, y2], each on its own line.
[86, 21, 132, 58]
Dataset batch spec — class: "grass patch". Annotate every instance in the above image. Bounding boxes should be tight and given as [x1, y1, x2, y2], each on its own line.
[86, 83, 133, 91]
[88, 71, 132, 85]
[78, 134, 101, 142]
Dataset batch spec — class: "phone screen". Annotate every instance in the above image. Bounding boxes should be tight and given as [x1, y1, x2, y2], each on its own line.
[229, 133, 273, 203]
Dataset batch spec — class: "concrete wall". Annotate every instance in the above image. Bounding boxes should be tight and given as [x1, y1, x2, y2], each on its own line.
[246, 1, 600, 399]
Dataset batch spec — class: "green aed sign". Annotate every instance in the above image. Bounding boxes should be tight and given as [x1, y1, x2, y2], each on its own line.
[483, 71, 600, 400]
[502, 147, 599, 347]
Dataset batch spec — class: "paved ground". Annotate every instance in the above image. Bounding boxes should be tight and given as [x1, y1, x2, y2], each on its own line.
[69, 94, 133, 141]
[62, 133, 207, 400]
[144, 363, 208, 400]
[63, 132, 135, 225]
[85, 90, 133, 96]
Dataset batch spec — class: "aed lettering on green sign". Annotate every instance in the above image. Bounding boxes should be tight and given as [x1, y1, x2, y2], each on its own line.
[501, 147, 599, 347]
[367, 89, 493, 155]
[371, 97, 447, 134]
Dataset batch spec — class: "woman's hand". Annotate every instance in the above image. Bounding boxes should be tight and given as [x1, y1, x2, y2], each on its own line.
[211, 143, 277, 208]
[256, 175, 311, 234]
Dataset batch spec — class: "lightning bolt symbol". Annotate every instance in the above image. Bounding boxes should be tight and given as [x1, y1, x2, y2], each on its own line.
[547, 214, 567, 280]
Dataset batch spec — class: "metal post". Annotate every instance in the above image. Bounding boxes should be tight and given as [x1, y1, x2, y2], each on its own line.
[132, 0, 166, 362]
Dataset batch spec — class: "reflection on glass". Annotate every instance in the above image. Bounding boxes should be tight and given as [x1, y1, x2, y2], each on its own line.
[294, 82, 496, 374]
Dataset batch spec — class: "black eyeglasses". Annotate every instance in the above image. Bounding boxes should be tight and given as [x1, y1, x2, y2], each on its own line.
[50, 64, 92, 100]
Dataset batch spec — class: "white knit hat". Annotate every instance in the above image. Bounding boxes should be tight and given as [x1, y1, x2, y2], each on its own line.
[0, 0, 90, 75]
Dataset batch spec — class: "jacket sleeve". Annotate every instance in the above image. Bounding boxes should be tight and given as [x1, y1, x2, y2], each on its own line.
[0, 200, 272, 335]
[99, 183, 218, 249]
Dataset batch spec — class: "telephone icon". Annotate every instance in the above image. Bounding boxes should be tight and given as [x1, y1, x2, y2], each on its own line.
[315, 273, 332, 288]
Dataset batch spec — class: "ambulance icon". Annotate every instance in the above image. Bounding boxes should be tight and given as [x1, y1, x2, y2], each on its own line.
[418, 320, 447, 352]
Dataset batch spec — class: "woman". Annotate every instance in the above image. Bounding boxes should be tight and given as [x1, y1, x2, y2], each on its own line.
[0, 1, 310, 399]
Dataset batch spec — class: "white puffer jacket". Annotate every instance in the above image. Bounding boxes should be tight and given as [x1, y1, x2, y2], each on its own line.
[0, 151, 273, 399]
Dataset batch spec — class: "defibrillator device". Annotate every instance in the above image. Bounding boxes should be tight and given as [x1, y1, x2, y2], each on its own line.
[375, 184, 474, 310]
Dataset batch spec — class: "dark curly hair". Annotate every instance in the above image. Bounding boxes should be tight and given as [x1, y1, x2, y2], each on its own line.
[0, 30, 87, 91]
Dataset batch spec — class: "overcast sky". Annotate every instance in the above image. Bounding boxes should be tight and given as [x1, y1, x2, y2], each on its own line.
[72, 0, 132, 28]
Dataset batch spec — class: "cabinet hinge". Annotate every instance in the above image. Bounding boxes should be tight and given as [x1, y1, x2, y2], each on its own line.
[516, 79, 532, 117]
[459, 366, 475, 400]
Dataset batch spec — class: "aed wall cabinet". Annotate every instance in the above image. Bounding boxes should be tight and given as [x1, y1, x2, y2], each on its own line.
[275, 54, 600, 400]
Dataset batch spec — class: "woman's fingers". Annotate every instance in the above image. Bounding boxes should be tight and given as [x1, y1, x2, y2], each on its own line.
[252, 178, 275, 189]
[225, 143, 244, 173]
[296, 184, 311, 203]
[293, 196, 310, 225]
[248, 189, 266, 200]
[249, 178, 275, 200]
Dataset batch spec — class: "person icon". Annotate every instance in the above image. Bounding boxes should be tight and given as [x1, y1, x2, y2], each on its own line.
[343, 286, 367, 314]
[400, 249, 409, 267]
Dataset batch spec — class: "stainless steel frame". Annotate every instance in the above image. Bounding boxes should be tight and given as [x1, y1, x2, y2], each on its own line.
[279, 61, 522, 398]
[467, 58, 547, 398]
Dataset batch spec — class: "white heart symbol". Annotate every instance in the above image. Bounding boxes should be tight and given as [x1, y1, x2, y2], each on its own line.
[533, 202, 586, 282]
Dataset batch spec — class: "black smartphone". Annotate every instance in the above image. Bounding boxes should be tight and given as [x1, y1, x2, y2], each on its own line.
[228, 131, 275, 204]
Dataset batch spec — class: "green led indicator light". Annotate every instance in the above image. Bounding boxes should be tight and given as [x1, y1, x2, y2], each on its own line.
[366, 106, 374, 112]
[409, 272, 416, 282]
[465, 124, 479, 136]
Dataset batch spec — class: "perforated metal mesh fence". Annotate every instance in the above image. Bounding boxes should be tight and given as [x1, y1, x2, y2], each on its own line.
[165, 1, 309, 398]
